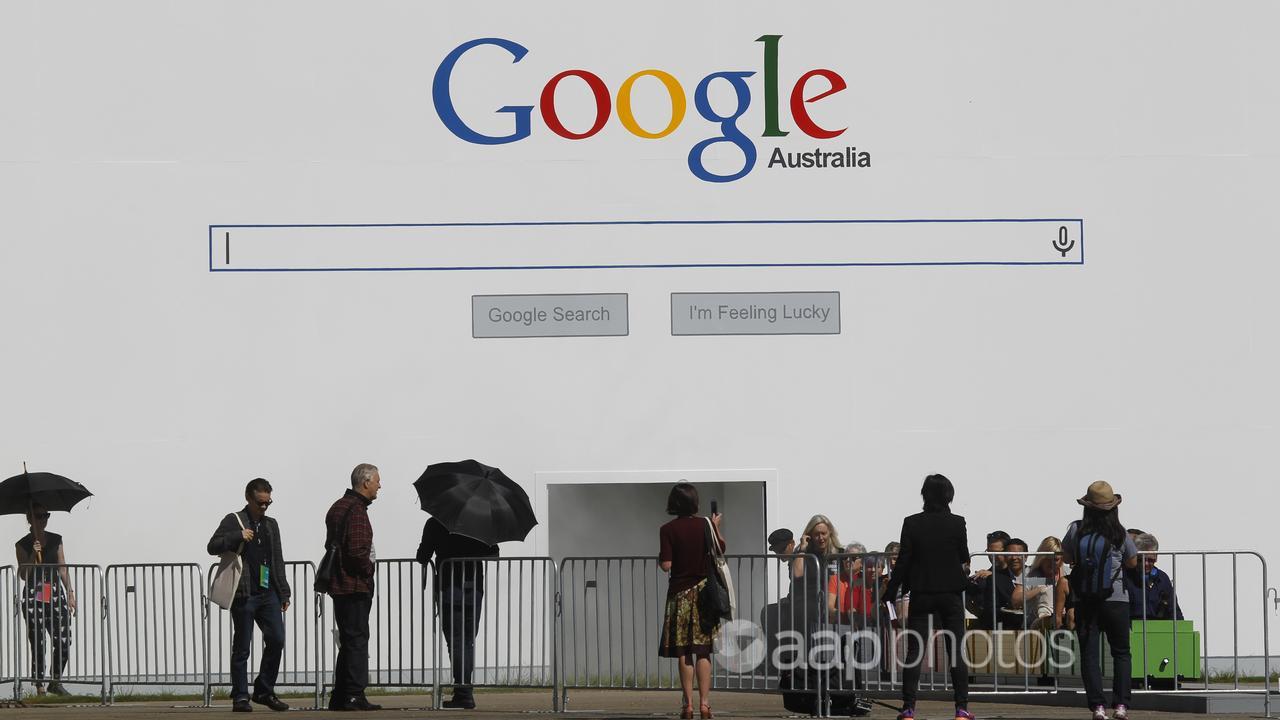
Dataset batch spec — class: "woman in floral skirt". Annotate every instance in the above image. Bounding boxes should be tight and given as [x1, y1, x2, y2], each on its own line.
[658, 482, 725, 720]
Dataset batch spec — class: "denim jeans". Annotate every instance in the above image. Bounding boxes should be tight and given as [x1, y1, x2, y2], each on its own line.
[229, 591, 285, 701]
[1076, 599, 1132, 708]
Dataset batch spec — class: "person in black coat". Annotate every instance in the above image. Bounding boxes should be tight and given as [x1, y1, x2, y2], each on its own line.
[417, 516, 499, 709]
[882, 474, 972, 720]
[206, 478, 292, 713]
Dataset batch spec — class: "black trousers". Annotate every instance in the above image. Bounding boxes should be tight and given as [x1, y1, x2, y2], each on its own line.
[901, 592, 968, 709]
[1076, 599, 1131, 709]
[332, 593, 372, 700]
[439, 582, 484, 693]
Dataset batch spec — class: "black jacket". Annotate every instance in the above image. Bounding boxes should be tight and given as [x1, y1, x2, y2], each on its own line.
[207, 508, 291, 603]
[883, 510, 969, 599]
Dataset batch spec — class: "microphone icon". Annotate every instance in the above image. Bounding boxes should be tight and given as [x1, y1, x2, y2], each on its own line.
[1053, 226, 1075, 257]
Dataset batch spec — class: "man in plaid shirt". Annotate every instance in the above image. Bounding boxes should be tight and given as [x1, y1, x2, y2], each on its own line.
[324, 463, 382, 711]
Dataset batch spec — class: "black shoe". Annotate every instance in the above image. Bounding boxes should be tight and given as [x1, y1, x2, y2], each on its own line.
[442, 695, 476, 709]
[352, 696, 383, 711]
[46, 681, 69, 696]
[329, 695, 359, 711]
[232, 699, 253, 712]
[252, 693, 289, 712]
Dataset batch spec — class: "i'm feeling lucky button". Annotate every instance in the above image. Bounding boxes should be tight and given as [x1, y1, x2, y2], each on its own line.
[671, 292, 840, 336]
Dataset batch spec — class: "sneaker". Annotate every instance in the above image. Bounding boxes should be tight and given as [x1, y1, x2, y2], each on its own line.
[1092, 706, 1109, 720]
[897, 708, 915, 720]
[46, 681, 70, 696]
[956, 708, 976, 720]
[1113, 704, 1129, 720]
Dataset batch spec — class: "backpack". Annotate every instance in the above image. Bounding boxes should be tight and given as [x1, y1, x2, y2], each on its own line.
[1070, 523, 1119, 601]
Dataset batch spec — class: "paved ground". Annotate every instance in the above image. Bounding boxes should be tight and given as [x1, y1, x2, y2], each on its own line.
[1, 691, 1269, 719]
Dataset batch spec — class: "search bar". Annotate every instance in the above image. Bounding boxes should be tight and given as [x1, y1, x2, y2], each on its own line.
[208, 218, 1084, 272]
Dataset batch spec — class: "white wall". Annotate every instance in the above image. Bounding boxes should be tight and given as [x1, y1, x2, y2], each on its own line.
[2, 1, 1277, 652]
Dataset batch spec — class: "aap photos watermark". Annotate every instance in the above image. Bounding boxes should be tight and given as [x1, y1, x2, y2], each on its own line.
[713, 619, 1078, 676]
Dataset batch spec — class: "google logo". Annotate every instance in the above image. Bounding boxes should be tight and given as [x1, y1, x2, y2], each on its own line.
[432, 36, 847, 183]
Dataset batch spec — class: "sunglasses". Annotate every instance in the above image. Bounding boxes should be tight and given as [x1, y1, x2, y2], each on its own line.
[32, 513, 51, 521]
[255, 500, 272, 509]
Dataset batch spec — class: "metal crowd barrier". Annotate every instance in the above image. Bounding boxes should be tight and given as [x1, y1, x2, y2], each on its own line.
[0, 548, 1267, 717]
[364, 558, 437, 692]
[206, 561, 323, 708]
[1127, 550, 1269, 712]
[434, 557, 559, 710]
[821, 551, 901, 699]
[559, 554, 826, 714]
[0, 567, 15, 695]
[963, 550, 1065, 695]
[959, 549, 1272, 718]
[103, 563, 205, 701]
[14, 563, 106, 701]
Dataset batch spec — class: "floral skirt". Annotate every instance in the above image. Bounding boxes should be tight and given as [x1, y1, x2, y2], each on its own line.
[659, 579, 714, 658]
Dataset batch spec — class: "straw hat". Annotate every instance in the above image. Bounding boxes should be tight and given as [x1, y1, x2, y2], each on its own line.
[1077, 480, 1122, 510]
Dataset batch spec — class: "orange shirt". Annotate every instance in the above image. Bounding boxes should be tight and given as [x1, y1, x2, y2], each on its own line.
[828, 571, 874, 614]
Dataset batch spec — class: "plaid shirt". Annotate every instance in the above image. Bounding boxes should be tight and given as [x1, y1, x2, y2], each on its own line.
[325, 490, 374, 595]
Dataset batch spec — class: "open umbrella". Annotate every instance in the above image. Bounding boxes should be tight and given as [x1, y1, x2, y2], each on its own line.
[0, 465, 93, 515]
[413, 459, 537, 545]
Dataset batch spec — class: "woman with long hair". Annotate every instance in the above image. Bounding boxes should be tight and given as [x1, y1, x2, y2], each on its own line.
[658, 482, 725, 719]
[1062, 481, 1138, 720]
[792, 514, 842, 580]
[883, 474, 973, 720]
[1014, 536, 1072, 630]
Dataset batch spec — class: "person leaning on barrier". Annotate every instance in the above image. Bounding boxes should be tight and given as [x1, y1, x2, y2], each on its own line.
[827, 542, 873, 626]
[657, 482, 725, 720]
[966, 530, 1009, 618]
[206, 478, 291, 713]
[1013, 536, 1071, 631]
[1125, 533, 1183, 622]
[15, 502, 76, 696]
[882, 474, 973, 720]
[416, 516, 498, 710]
[323, 463, 382, 712]
[765, 527, 797, 606]
[1002, 537, 1035, 627]
[882, 541, 908, 623]
[976, 537, 1023, 630]
[792, 514, 841, 605]
[1062, 481, 1139, 720]
[759, 528, 797, 676]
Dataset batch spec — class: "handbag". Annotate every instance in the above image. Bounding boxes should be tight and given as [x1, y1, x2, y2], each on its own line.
[209, 512, 246, 610]
[698, 516, 735, 629]
[314, 505, 356, 594]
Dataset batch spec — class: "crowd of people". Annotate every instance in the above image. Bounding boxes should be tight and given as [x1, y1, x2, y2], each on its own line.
[754, 515, 1182, 636]
[659, 476, 1187, 720]
[14, 468, 1187, 720]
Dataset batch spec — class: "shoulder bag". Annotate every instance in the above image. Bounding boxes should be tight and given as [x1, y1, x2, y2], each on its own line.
[698, 517, 735, 629]
[314, 504, 357, 594]
[209, 512, 246, 610]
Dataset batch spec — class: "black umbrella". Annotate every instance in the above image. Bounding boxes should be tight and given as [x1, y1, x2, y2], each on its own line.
[0, 466, 93, 515]
[413, 460, 537, 546]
